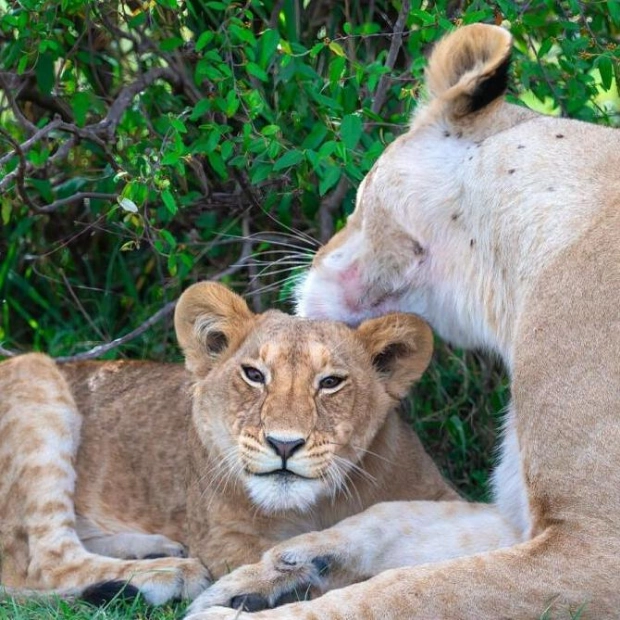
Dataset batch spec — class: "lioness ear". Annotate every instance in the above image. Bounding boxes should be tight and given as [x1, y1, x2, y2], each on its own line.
[175, 282, 254, 376]
[356, 314, 433, 399]
[425, 23, 512, 118]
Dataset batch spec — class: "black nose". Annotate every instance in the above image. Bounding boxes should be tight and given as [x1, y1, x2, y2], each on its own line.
[266, 436, 306, 461]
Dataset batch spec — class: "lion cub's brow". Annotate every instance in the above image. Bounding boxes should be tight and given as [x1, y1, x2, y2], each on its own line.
[246, 321, 353, 374]
[258, 340, 337, 369]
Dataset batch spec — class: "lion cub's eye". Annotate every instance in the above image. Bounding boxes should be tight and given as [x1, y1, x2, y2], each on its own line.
[242, 366, 265, 385]
[319, 376, 345, 390]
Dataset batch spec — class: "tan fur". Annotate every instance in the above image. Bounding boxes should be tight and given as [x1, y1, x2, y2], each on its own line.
[0, 283, 455, 604]
[186, 25, 620, 620]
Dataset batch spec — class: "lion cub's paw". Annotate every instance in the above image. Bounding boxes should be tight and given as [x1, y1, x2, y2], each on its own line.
[138, 536, 188, 559]
[131, 557, 211, 605]
[185, 550, 330, 616]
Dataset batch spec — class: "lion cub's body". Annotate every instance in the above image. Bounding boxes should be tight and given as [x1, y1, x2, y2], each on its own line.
[0, 284, 455, 603]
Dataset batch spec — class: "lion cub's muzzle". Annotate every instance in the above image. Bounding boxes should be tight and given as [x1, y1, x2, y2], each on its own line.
[244, 433, 317, 480]
[240, 432, 330, 513]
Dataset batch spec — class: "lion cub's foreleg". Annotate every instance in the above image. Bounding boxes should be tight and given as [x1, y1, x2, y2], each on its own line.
[186, 500, 521, 615]
[76, 516, 188, 560]
[0, 353, 209, 604]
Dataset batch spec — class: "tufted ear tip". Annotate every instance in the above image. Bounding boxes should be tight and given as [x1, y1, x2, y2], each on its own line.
[425, 23, 512, 118]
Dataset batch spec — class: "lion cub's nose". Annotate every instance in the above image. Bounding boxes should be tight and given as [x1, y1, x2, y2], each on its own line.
[266, 436, 306, 461]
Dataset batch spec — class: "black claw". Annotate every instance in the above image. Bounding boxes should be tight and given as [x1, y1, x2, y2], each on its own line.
[81, 580, 141, 606]
[311, 555, 333, 576]
[230, 593, 270, 612]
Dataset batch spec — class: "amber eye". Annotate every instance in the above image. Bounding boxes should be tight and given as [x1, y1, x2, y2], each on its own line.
[242, 366, 265, 384]
[319, 376, 345, 390]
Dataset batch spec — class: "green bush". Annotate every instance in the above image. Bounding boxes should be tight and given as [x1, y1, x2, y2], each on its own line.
[0, 0, 618, 496]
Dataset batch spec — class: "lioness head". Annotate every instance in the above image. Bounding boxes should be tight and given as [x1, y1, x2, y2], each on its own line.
[296, 25, 525, 354]
[175, 282, 432, 513]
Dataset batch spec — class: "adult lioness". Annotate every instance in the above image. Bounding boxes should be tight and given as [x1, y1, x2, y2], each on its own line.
[185, 24, 620, 620]
[0, 282, 456, 605]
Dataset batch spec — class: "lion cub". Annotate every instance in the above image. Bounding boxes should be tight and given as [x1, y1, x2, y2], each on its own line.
[0, 282, 456, 604]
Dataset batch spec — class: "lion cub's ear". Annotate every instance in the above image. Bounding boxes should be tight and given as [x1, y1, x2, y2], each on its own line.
[175, 282, 254, 376]
[425, 23, 512, 118]
[356, 314, 433, 399]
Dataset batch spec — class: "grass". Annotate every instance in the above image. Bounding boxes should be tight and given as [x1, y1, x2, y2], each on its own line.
[0, 596, 186, 620]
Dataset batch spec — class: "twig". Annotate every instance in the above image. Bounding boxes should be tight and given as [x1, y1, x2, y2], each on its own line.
[53, 301, 179, 363]
[36, 192, 118, 213]
[0, 118, 62, 167]
[0, 72, 37, 136]
[316, 1, 411, 243]
[0, 250, 254, 362]
[371, 0, 410, 116]
[318, 176, 349, 243]
[95, 66, 183, 138]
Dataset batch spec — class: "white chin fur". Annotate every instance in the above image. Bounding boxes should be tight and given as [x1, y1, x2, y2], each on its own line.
[245, 475, 324, 513]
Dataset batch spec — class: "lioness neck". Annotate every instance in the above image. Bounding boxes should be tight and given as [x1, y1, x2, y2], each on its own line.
[403, 102, 619, 365]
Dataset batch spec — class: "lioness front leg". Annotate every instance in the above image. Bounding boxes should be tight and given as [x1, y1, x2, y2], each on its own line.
[185, 500, 520, 616]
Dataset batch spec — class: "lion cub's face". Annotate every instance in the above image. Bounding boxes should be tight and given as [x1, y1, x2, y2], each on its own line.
[175, 282, 432, 514]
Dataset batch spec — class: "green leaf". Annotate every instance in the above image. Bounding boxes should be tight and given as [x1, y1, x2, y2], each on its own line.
[170, 117, 187, 133]
[160, 229, 177, 248]
[207, 151, 227, 179]
[159, 36, 184, 52]
[328, 41, 346, 58]
[225, 90, 239, 117]
[319, 166, 341, 195]
[250, 163, 273, 184]
[2, 201, 11, 226]
[310, 42, 324, 58]
[302, 123, 328, 150]
[597, 55, 613, 91]
[340, 114, 363, 150]
[230, 24, 256, 45]
[196, 31, 214, 52]
[17, 54, 28, 75]
[259, 29, 280, 68]
[247, 62, 268, 82]
[273, 149, 304, 171]
[71, 92, 91, 127]
[35, 53, 55, 95]
[161, 188, 178, 215]
[191, 98, 211, 120]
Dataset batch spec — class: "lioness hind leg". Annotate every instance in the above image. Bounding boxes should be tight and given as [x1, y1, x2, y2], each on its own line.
[0, 354, 210, 604]
[76, 516, 187, 559]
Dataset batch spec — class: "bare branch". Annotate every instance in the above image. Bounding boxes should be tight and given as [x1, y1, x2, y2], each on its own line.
[36, 192, 118, 214]
[371, 0, 411, 116]
[0, 72, 37, 136]
[95, 66, 183, 139]
[318, 176, 350, 243]
[0, 118, 63, 167]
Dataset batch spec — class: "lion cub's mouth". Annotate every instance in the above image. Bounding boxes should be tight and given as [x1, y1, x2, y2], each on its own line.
[253, 468, 313, 481]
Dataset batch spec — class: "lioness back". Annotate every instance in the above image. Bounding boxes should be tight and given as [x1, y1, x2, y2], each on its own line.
[0, 282, 456, 603]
